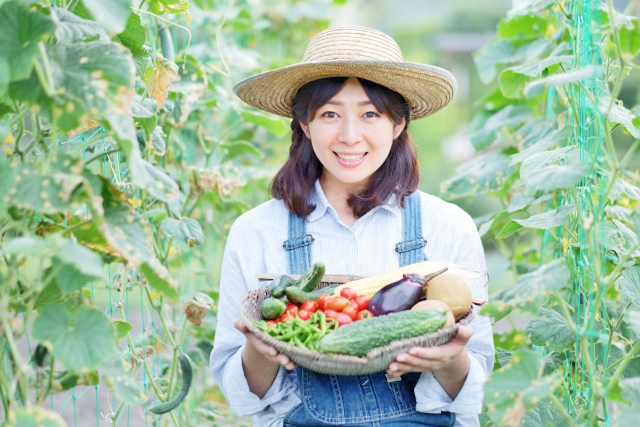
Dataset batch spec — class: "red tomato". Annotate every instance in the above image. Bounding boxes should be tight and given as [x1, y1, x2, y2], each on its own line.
[334, 313, 353, 326]
[347, 300, 358, 310]
[324, 309, 338, 319]
[298, 309, 311, 321]
[266, 320, 278, 327]
[356, 309, 374, 320]
[340, 287, 358, 301]
[285, 303, 299, 315]
[342, 306, 358, 320]
[279, 312, 295, 323]
[355, 295, 371, 311]
[299, 300, 318, 313]
[326, 296, 349, 312]
[316, 294, 331, 310]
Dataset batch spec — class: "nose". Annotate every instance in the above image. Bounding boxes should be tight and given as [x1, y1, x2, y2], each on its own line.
[337, 115, 362, 145]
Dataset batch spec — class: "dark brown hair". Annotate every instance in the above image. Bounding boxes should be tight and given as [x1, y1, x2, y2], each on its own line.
[271, 77, 419, 218]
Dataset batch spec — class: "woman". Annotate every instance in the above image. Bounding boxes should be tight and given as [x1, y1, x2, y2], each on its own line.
[210, 26, 494, 427]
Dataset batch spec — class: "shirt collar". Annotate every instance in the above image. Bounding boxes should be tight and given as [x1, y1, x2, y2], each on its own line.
[307, 180, 403, 222]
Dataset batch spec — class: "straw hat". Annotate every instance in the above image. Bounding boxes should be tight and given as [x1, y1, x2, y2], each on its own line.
[233, 26, 457, 120]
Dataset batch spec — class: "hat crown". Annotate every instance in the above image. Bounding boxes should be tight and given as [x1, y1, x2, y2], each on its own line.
[302, 26, 404, 63]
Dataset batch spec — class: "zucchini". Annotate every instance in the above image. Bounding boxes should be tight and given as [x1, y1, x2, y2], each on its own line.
[317, 309, 447, 356]
[269, 275, 295, 299]
[284, 283, 340, 305]
[260, 297, 286, 320]
[148, 354, 192, 414]
[296, 262, 325, 292]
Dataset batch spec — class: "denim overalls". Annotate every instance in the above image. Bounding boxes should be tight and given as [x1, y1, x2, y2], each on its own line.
[281, 192, 456, 427]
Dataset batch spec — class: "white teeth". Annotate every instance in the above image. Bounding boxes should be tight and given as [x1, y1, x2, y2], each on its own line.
[336, 153, 365, 162]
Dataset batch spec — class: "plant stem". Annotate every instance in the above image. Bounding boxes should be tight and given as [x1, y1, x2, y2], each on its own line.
[549, 394, 578, 427]
[606, 340, 640, 394]
[62, 219, 92, 236]
[85, 148, 121, 165]
[0, 308, 30, 408]
[70, 131, 108, 155]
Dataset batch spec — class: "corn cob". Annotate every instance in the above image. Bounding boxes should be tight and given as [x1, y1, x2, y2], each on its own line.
[333, 261, 486, 297]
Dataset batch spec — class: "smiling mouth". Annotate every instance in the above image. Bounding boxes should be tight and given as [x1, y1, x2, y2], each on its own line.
[335, 152, 367, 162]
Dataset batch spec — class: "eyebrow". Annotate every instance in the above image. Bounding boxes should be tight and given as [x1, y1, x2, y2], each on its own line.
[325, 100, 374, 106]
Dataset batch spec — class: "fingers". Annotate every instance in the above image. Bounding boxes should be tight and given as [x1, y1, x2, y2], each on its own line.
[235, 319, 297, 370]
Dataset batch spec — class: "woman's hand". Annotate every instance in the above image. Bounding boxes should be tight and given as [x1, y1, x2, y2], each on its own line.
[386, 325, 473, 378]
[234, 319, 297, 371]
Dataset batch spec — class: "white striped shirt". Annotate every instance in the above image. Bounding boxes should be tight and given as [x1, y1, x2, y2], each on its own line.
[210, 180, 494, 427]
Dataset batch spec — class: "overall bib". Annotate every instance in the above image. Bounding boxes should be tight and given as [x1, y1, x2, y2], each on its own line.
[281, 192, 456, 427]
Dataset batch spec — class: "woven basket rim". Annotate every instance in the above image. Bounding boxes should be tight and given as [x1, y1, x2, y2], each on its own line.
[240, 286, 475, 373]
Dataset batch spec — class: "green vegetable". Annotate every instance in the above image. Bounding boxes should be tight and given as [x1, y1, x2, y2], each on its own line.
[33, 344, 51, 368]
[148, 354, 192, 415]
[254, 311, 338, 351]
[269, 275, 295, 298]
[317, 309, 447, 356]
[296, 262, 325, 292]
[260, 297, 286, 320]
[284, 283, 340, 305]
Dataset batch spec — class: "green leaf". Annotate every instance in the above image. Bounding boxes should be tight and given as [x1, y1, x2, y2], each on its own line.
[484, 350, 561, 426]
[510, 126, 572, 165]
[32, 303, 116, 370]
[0, 2, 56, 82]
[599, 219, 639, 261]
[221, 140, 264, 162]
[8, 160, 85, 215]
[524, 65, 604, 98]
[139, 260, 179, 301]
[0, 237, 50, 255]
[113, 13, 149, 75]
[474, 39, 515, 84]
[519, 146, 584, 195]
[521, 399, 571, 427]
[600, 97, 640, 138]
[609, 178, 640, 202]
[52, 6, 108, 43]
[498, 69, 529, 99]
[506, 45, 572, 78]
[542, 352, 566, 376]
[0, 56, 8, 98]
[485, 259, 568, 315]
[81, 0, 131, 34]
[101, 359, 148, 406]
[11, 42, 136, 132]
[498, 204, 576, 238]
[618, 24, 640, 59]
[2, 408, 66, 427]
[112, 319, 132, 342]
[468, 105, 533, 151]
[623, 308, 640, 338]
[131, 159, 179, 202]
[241, 110, 290, 137]
[440, 150, 517, 200]
[616, 266, 640, 309]
[53, 239, 105, 294]
[497, 14, 548, 40]
[507, 0, 555, 18]
[102, 205, 153, 264]
[148, 0, 190, 16]
[160, 217, 204, 247]
[611, 377, 640, 426]
[525, 307, 574, 352]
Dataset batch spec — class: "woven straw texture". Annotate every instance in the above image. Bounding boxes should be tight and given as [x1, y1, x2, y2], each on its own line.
[233, 26, 457, 120]
[240, 285, 475, 376]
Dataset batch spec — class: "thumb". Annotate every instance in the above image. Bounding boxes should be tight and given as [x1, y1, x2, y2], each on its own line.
[455, 325, 473, 343]
[234, 319, 248, 332]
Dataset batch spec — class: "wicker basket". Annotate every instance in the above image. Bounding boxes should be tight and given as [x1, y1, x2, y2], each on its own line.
[240, 285, 476, 376]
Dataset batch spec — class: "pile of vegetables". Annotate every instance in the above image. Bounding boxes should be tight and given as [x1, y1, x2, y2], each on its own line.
[255, 262, 473, 357]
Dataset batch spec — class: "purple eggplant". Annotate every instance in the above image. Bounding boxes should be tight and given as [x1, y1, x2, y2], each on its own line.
[368, 267, 448, 316]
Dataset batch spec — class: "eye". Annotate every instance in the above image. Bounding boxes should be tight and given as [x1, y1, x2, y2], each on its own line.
[363, 111, 380, 118]
[321, 111, 338, 119]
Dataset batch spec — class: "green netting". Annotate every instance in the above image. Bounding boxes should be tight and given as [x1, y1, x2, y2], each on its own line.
[563, 0, 609, 424]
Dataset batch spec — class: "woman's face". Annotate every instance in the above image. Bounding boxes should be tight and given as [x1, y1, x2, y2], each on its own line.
[300, 78, 405, 193]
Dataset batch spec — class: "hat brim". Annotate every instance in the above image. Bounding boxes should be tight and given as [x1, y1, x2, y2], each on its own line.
[233, 60, 457, 120]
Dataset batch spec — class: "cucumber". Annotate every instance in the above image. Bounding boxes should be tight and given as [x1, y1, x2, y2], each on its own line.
[296, 262, 325, 292]
[317, 309, 447, 356]
[260, 297, 286, 320]
[148, 354, 192, 414]
[269, 275, 295, 299]
[33, 344, 51, 368]
[284, 283, 340, 305]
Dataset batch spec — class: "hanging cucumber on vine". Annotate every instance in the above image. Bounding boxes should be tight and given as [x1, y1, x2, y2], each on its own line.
[148, 354, 193, 415]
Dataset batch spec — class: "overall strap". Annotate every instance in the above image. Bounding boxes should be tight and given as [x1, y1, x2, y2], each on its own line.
[395, 191, 428, 267]
[283, 211, 314, 274]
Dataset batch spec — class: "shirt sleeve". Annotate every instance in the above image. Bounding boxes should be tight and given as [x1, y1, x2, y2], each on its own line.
[209, 220, 300, 418]
[414, 208, 494, 416]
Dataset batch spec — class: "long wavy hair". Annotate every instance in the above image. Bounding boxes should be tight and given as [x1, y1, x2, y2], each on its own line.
[271, 77, 419, 218]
